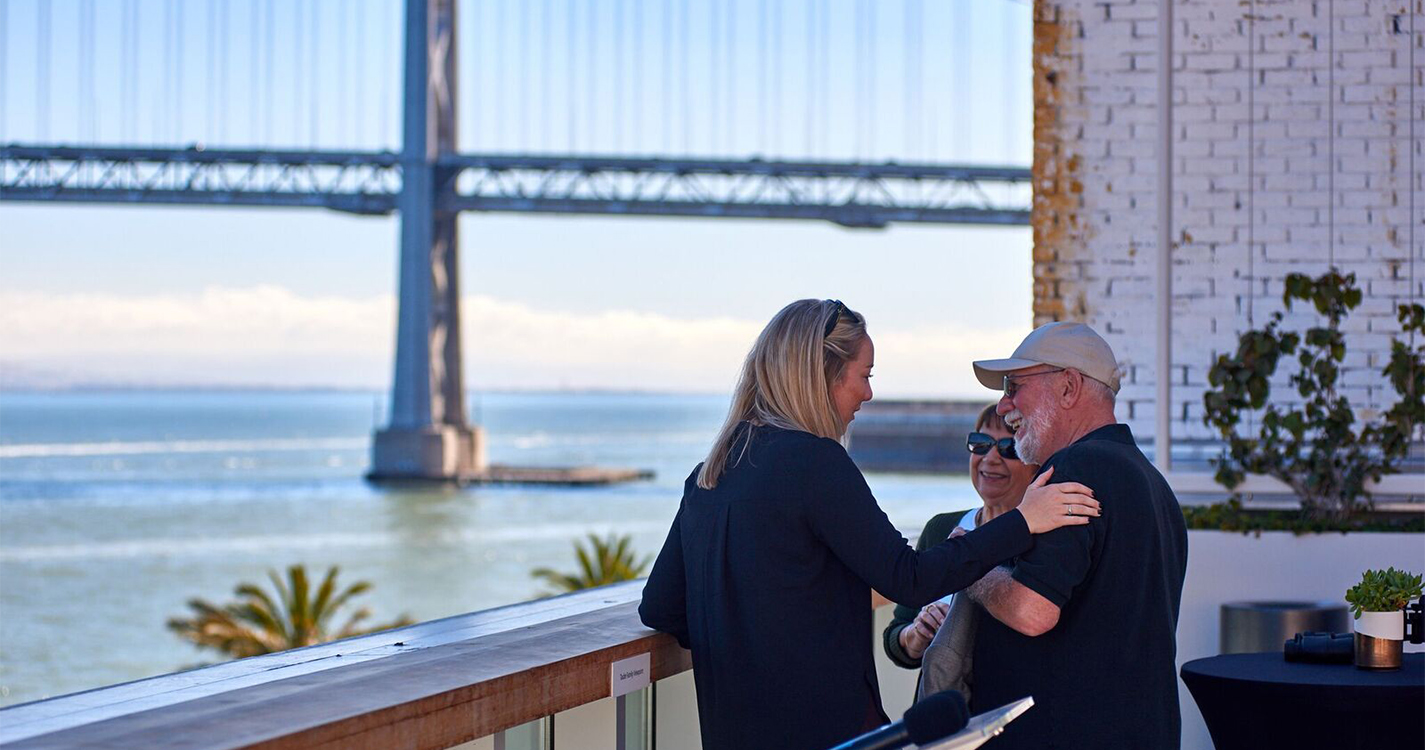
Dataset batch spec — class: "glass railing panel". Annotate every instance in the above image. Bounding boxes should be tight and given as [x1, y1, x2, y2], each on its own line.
[497, 717, 551, 750]
[873, 604, 920, 717]
[451, 734, 495, 750]
[616, 687, 652, 750]
[552, 696, 616, 750]
[652, 671, 701, 750]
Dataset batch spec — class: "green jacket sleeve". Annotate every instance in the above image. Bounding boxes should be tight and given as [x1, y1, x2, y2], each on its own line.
[881, 510, 972, 669]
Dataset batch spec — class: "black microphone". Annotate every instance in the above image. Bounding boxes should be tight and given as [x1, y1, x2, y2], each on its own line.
[829, 690, 970, 750]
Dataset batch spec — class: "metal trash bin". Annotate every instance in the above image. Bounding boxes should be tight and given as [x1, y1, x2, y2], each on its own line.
[1220, 601, 1351, 654]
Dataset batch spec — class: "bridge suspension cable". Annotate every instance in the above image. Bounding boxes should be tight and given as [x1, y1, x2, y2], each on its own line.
[543, 0, 555, 151]
[680, 0, 690, 152]
[353, 0, 365, 148]
[308, 0, 319, 146]
[79, 0, 95, 143]
[612, 0, 622, 153]
[771, 0, 783, 156]
[758, 0, 768, 151]
[336, 0, 347, 145]
[36, 0, 51, 141]
[632, 0, 644, 149]
[206, 0, 216, 142]
[0, 2, 7, 144]
[3, 0, 1034, 212]
[954, 2, 972, 156]
[522, 0, 533, 151]
[905, 0, 923, 158]
[0, 0, 1038, 485]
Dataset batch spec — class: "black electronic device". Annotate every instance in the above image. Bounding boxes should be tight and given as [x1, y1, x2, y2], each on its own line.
[1406, 595, 1424, 645]
[1283, 631, 1354, 663]
[828, 690, 970, 750]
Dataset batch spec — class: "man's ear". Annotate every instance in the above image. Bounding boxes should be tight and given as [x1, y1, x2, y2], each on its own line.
[1058, 369, 1085, 408]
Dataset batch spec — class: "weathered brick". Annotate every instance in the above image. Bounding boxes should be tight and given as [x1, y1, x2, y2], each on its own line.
[1033, 0, 1417, 440]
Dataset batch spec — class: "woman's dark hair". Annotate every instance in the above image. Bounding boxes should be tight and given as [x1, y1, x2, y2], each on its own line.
[975, 403, 1010, 434]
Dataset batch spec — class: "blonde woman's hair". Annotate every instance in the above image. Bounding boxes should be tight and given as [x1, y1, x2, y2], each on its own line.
[696, 299, 867, 490]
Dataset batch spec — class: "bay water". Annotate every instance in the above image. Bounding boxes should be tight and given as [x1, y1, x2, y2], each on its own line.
[0, 390, 978, 707]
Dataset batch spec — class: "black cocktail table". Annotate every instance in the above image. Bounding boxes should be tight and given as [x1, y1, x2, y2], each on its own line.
[1180, 652, 1423, 749]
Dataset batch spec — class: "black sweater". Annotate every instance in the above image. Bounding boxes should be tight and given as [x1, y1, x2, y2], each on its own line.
[971, 424, 1187, 749]
[638, 424, 1032, 750]
[881, 509, 974, 668]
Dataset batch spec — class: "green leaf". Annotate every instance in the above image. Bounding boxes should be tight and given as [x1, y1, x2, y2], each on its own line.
[1247, 375, 1268, 407]
[1345, 567, 1425, 616]
[1202, 268, 1416, 522]
[529, 534, 648, 594]
[170, 565, 406, 659]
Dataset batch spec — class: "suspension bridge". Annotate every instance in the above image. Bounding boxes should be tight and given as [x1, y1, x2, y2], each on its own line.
[0, 0, 1033, 480]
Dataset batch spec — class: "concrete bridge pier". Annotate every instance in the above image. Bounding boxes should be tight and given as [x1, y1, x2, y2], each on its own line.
[370, 0, 485, 482]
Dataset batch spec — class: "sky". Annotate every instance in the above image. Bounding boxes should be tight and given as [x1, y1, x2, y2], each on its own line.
[0, 0, 1035, 399]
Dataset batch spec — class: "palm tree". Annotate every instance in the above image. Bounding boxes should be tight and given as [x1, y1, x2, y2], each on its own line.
[168, 564, 414, 659]
[531, 533, 651, 594]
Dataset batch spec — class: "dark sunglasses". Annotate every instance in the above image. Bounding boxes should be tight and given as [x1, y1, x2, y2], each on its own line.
[823, 299, 861, 338]
[967, 432, 1019, 461]
[1002, 368, 1065, 399]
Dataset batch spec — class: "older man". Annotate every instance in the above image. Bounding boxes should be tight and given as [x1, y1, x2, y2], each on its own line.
[966, 321, 1188, 749]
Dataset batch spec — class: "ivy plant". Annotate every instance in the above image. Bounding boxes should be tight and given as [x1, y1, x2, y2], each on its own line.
[1345, 567, 1424, 617]
[1202, 269, 1425, 521]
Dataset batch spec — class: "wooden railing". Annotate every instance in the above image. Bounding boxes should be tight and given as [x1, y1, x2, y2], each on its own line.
[4, 504, 1416, 749]
[0, 582, 697, 750]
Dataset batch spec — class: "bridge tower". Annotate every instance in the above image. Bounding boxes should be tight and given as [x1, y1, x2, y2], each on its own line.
[370, 0, 486, 480]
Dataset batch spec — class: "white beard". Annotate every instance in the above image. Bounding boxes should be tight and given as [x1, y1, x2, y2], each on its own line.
[1006, 407, 1055, 466]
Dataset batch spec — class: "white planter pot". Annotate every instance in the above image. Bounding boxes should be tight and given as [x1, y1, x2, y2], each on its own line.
[1354, 610, 1404, 640]
[1354, 609, 1406, 669]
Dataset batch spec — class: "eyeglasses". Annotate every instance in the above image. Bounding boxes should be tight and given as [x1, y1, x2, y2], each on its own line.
[1002, 368, 1065, 398]
[967, 432, 1019, 461]
[823, 299, 860, 338]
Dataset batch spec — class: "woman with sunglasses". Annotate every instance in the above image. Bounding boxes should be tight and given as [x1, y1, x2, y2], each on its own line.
[881, 405, 1044, 691]
[639, 300, 1099, 750]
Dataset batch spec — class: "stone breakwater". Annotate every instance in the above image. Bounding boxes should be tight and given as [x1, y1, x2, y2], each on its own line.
[847, 400, 987, 474]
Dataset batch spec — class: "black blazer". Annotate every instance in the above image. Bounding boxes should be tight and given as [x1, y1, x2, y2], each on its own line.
[639, 424, 1032, 750]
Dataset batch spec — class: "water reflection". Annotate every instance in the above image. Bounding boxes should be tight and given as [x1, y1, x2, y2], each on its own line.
[0, 391, 973, 707]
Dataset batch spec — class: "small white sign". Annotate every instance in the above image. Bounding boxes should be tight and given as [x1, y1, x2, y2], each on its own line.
[610, 653, 651, 697]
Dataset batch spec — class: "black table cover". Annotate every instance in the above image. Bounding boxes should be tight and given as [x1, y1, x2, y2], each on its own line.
[1181, 652, 1424, 750]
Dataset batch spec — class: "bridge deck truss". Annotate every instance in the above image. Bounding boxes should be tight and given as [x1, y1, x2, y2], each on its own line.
[2, 146, 1030, 228]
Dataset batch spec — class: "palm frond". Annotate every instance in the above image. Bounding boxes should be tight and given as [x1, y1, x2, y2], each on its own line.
[170, 565, 398, 660]
[234, 584, 288, 641]
[311, 566, 340, 629]
[323, 580, 372, 620]
[531, 534, 648, 593]
[288, 565, 312, 640]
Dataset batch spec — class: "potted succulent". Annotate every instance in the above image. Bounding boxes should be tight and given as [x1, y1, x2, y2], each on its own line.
[1344, 567, 1423, 669]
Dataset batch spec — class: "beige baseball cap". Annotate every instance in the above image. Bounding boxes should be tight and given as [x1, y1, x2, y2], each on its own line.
[973, 321, 1122, 394]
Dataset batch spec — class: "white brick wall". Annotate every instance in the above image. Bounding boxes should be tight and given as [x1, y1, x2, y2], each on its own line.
[1032, 0, 1424, 448]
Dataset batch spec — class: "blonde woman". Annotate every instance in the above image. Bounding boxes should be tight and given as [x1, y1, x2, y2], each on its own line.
[638, 299, 1100, 750]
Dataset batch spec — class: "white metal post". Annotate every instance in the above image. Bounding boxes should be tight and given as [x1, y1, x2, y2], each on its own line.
[1156, 0, 1174, 473]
